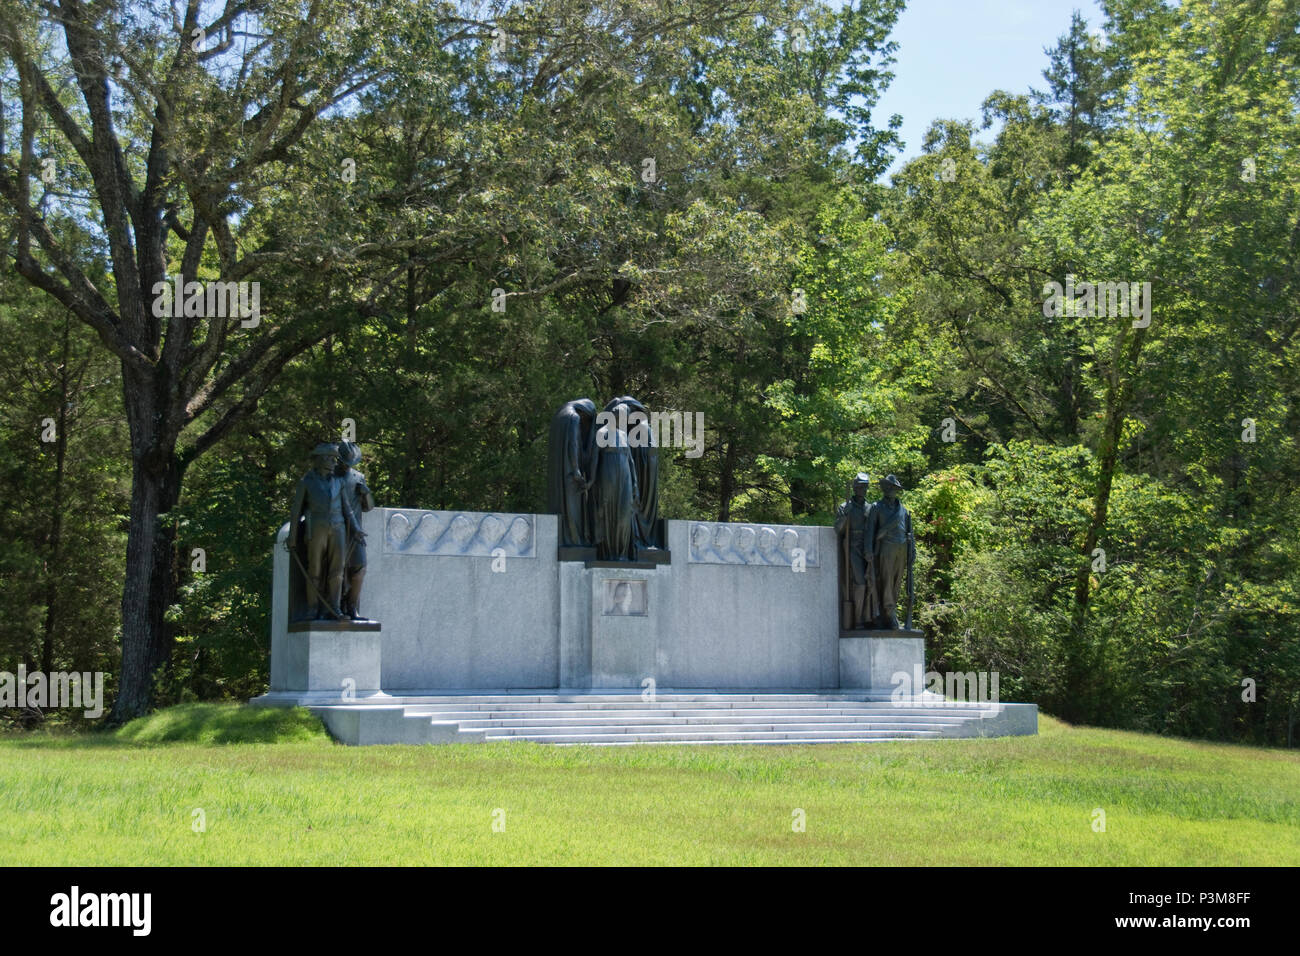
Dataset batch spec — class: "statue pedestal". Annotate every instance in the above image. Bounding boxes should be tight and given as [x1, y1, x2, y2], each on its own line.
[280, 625, 383, 694]
[589, 567, 658, 688]
[839, 629, 923, 690]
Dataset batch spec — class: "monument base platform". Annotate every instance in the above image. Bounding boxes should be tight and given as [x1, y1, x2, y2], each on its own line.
[558, 548, 672, 565]
[839, 632, 924, 690]
[288, 619, 382, 632]
[273, 626, 382, 694]
[839, 628, 924, 640]
[250, 689, 1038, 746]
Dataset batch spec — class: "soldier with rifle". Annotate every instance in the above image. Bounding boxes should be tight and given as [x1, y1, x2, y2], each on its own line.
[834, 473, 878, 630]
[866, 474, 915, 630]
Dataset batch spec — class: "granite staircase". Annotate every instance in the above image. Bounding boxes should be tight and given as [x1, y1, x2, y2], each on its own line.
[306, 692, 1037, 745]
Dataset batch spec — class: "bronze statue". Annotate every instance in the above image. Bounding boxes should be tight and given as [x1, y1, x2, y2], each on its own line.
[866, 474, 915, 629]
[605, 396, 662, 552]
[548, 395, 667, 561]
[335, 441, 376, 620]
[834, 473, 878, 629]
[546, 399, 598, 547]
[287, 443, 349, 621]
[592, 413, 638, 561]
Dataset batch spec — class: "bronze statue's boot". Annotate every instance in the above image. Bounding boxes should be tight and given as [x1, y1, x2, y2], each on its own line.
[348, 570, 365, 619]
[325, 573, 345, 619]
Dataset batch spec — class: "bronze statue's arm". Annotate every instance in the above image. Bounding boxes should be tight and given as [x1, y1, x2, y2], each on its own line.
[286, 480, 306, 550]
[832, 502, 848, 536]
[863, 504, 879, 559]
[357, 476, 375, 512]
[341, 478, 364, 537]
[580, 428, 598, 491]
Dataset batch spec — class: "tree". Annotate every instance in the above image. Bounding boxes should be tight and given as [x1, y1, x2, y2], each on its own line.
[3, 0, 898, 721]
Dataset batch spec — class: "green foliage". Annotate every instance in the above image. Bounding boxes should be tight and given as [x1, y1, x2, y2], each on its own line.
[1, 0, 1297, 745]
[0, 279, 127, 728]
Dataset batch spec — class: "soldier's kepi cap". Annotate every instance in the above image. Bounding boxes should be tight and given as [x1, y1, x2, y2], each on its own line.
[881, 474, 903, 490]
[311, 442, 339, 458]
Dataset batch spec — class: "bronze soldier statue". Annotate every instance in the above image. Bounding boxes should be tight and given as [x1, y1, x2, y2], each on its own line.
[288, 443, 348, 620]
[834, 473, 877, 629]
[335, 441, 375, 620]
[866, 474, 915, 629]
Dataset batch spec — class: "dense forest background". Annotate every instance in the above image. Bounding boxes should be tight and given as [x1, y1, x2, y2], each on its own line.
[1, 0, 1297, 744]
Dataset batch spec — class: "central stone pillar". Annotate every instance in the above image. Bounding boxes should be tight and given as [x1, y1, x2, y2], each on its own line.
[589, 566, 658, 688]
[559, 562, 663, 688]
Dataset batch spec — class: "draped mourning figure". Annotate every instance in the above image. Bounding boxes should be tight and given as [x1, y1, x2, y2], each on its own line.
[548, 395, 664, 561]
[604, 395, 662, 551]
[546, 399, 598, 548]
[592, 415, 638, 561]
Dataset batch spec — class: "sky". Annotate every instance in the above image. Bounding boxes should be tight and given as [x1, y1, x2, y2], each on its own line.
[872, 0, 1107, 177]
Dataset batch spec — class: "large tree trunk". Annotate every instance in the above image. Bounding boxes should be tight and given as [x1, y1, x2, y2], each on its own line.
[107, 367, 183, 726]
[109, 455, 182, 724]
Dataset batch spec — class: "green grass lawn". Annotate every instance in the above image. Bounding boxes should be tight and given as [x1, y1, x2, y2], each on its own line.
[1, 703, 1296, 865]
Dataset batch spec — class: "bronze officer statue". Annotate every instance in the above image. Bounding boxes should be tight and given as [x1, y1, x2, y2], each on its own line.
[866, 474, 915, 630]
[288, 443, 350, 620]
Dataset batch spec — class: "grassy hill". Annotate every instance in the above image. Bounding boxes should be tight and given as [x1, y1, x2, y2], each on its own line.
[1, 703, 1296, 865]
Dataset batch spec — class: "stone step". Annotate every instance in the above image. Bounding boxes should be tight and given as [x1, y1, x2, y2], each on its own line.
[547, 738, 927, 746]
[388, 693, 914, 704]
[488, 729, 947, 744]
[450, 715, 974, 729]
[402, 703, 997, 715]
[407, 711, 992, 723]
[478, 722, 963, 735]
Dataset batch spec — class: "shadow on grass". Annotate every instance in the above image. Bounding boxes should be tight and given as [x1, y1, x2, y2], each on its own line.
[0, 703, 330, 749]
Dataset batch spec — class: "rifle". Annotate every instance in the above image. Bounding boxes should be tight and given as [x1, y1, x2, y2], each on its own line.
[904, 524, 916, 631]
[839, 500, 878, 629]
[287, 526, 344, 620]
